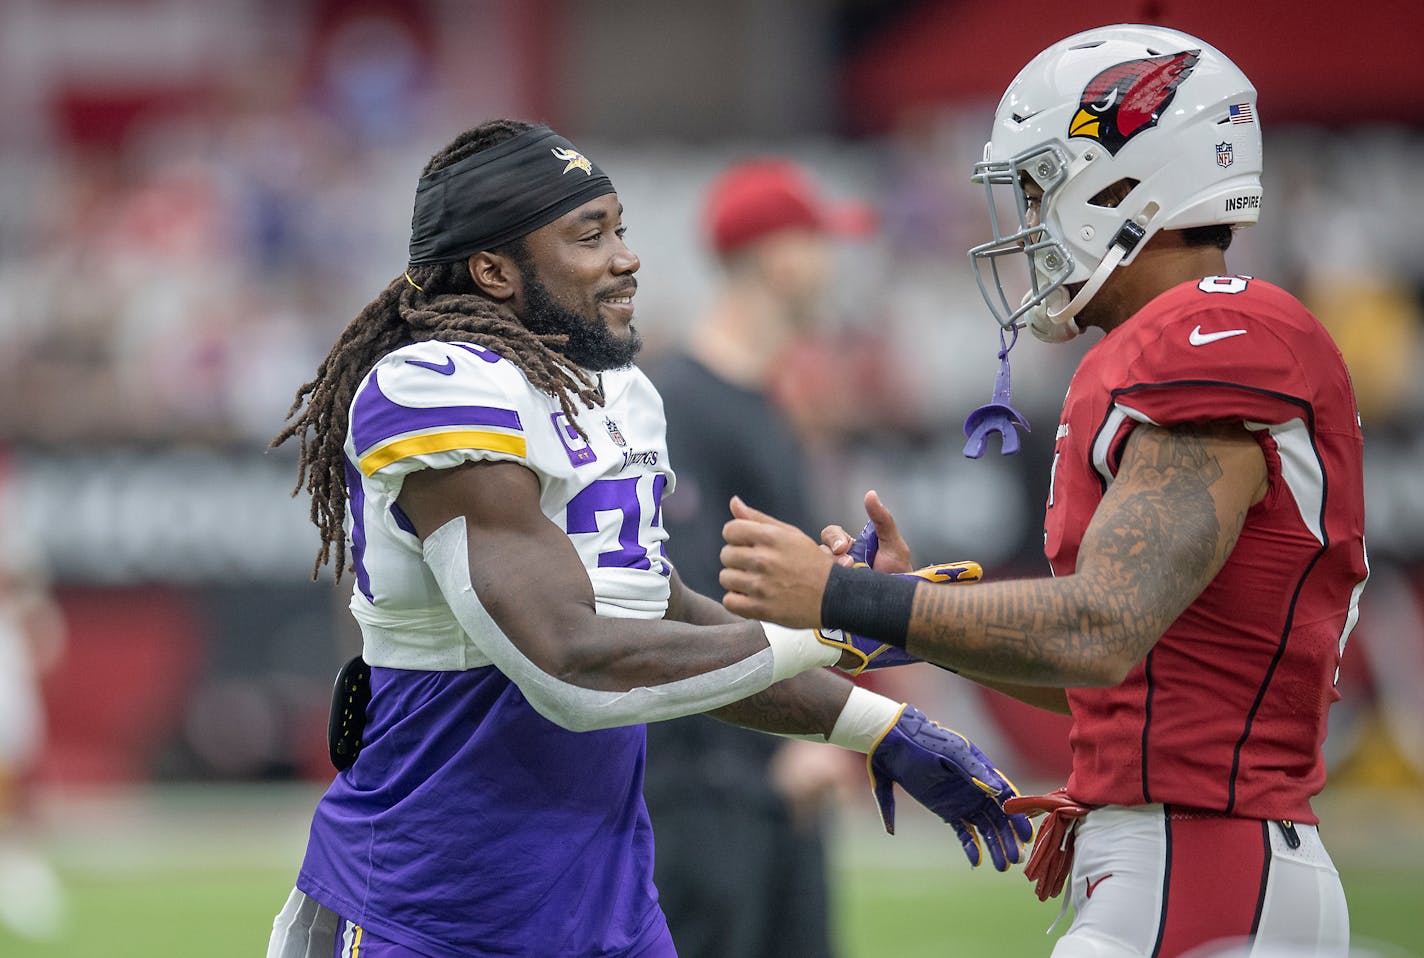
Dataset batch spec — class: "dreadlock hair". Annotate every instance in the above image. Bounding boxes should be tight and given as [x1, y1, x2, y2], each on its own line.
[272, 119, 607, 580]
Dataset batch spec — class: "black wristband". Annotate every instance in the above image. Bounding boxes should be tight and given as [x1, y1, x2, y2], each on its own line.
[820, 563, 918, 648]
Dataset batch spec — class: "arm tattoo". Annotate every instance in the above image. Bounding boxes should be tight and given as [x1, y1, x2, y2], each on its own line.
[908, 423, 1251, 685]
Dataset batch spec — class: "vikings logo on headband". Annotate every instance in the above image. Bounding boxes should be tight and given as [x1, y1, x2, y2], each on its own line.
[1069, 50, 1200, 156]
[408, 125, 615, 265]
[551, 147, 593, 175]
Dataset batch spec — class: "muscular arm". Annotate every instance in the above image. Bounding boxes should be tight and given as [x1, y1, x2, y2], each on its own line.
[399, 460, 774, 693]
[665, 567, 853, 736]
[819, 496, 1072, 714]
[722, 421, 1266, 689]
[905, 420, 1266, 685]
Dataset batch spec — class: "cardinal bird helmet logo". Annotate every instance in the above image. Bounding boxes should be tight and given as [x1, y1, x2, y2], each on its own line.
[1069, 50, 1200, 156]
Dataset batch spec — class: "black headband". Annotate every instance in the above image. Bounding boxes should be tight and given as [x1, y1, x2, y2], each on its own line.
[407, 125, 616, 265]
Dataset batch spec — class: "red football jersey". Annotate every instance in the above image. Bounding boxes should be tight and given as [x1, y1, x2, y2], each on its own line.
[1049, 276, 1367, 823]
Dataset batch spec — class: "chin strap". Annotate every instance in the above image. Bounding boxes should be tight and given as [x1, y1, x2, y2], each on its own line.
[968, 213, 1155, 453]
[963, 323, 1031, 458]
[1030, 217, 1150, 343]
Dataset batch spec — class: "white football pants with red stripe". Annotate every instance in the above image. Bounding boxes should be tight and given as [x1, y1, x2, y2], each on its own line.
[1049, 804, 1348, 957]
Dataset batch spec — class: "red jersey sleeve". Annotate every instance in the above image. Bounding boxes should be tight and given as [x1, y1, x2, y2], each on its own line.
[1107, 277, 1327, 431]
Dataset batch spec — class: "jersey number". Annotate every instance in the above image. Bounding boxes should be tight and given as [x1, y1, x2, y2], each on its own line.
[564, 475, 670, 575]
[1198, 275, 1252, 294]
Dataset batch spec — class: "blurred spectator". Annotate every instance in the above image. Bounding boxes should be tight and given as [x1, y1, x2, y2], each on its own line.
[0, 450, 67, 941]
[642, 158, 873, 958]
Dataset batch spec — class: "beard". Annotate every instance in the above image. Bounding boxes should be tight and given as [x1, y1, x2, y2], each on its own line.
[519, 271, 642, 372]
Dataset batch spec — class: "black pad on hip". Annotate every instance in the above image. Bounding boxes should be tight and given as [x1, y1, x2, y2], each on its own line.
[327, 655, 371, 772]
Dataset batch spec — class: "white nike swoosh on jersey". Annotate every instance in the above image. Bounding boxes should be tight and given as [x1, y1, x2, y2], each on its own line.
[1188, 325, 1248, 346]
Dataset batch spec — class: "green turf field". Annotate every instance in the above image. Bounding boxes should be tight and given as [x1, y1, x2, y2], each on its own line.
[0, 784, 1418, 957]
[0, 861, 1416, 957]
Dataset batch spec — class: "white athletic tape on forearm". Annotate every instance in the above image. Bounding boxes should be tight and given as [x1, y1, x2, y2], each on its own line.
[827, 685, 904, 753]
[424, 517, 791, 733]
[761, 622, 843, 683]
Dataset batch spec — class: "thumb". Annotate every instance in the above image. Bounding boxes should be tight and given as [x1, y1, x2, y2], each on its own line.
[730, 495, 791, 528]
[729, 495, 766, 521]
[864, 490, 900, 540]
[864, 490, 912, 573]
[871, 768, 897, 835]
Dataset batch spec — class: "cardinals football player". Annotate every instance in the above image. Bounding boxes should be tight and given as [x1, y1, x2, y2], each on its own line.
[720, 23, 1364, 957]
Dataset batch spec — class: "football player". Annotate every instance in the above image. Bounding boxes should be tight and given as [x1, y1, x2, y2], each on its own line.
[720, 24, 1365, 957]
[265, 119, 1030, 957]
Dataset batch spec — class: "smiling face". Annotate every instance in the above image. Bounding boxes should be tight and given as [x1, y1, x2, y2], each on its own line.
[513, 193, 642, 370]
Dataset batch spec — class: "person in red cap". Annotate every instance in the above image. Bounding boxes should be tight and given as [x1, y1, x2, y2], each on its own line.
[704, 159, 877, 262]
[641, 158, 877, 958]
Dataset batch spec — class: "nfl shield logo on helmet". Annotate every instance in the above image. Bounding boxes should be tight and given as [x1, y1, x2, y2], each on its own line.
[1216, 142, 1234, 168]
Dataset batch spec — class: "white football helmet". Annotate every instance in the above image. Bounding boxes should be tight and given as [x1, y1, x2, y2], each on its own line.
[968, 24, 1263, 342]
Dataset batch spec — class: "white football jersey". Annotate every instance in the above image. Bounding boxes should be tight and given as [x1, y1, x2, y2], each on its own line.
[342, 340, 674, 670]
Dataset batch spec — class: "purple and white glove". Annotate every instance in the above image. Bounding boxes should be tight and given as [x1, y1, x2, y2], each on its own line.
[847, 518, 881, 568]
[819, 522, 983, 675]
[868, 704, 1033, 870]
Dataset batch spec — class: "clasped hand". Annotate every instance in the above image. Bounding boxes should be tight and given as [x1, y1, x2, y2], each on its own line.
[720, 490, 911, 627]
[719, 495, 835, 627]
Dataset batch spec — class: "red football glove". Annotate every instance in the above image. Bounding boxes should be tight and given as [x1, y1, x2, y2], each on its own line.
[1003, 787, 1094, 901]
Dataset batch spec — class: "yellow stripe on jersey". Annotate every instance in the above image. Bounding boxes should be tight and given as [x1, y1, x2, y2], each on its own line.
[359, 429, 528, 476]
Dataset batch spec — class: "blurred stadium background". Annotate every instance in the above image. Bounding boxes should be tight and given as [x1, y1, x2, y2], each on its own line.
[0, 0, 1420, 954]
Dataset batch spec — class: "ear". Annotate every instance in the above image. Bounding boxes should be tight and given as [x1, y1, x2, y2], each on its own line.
[468, 251, 520, 301]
